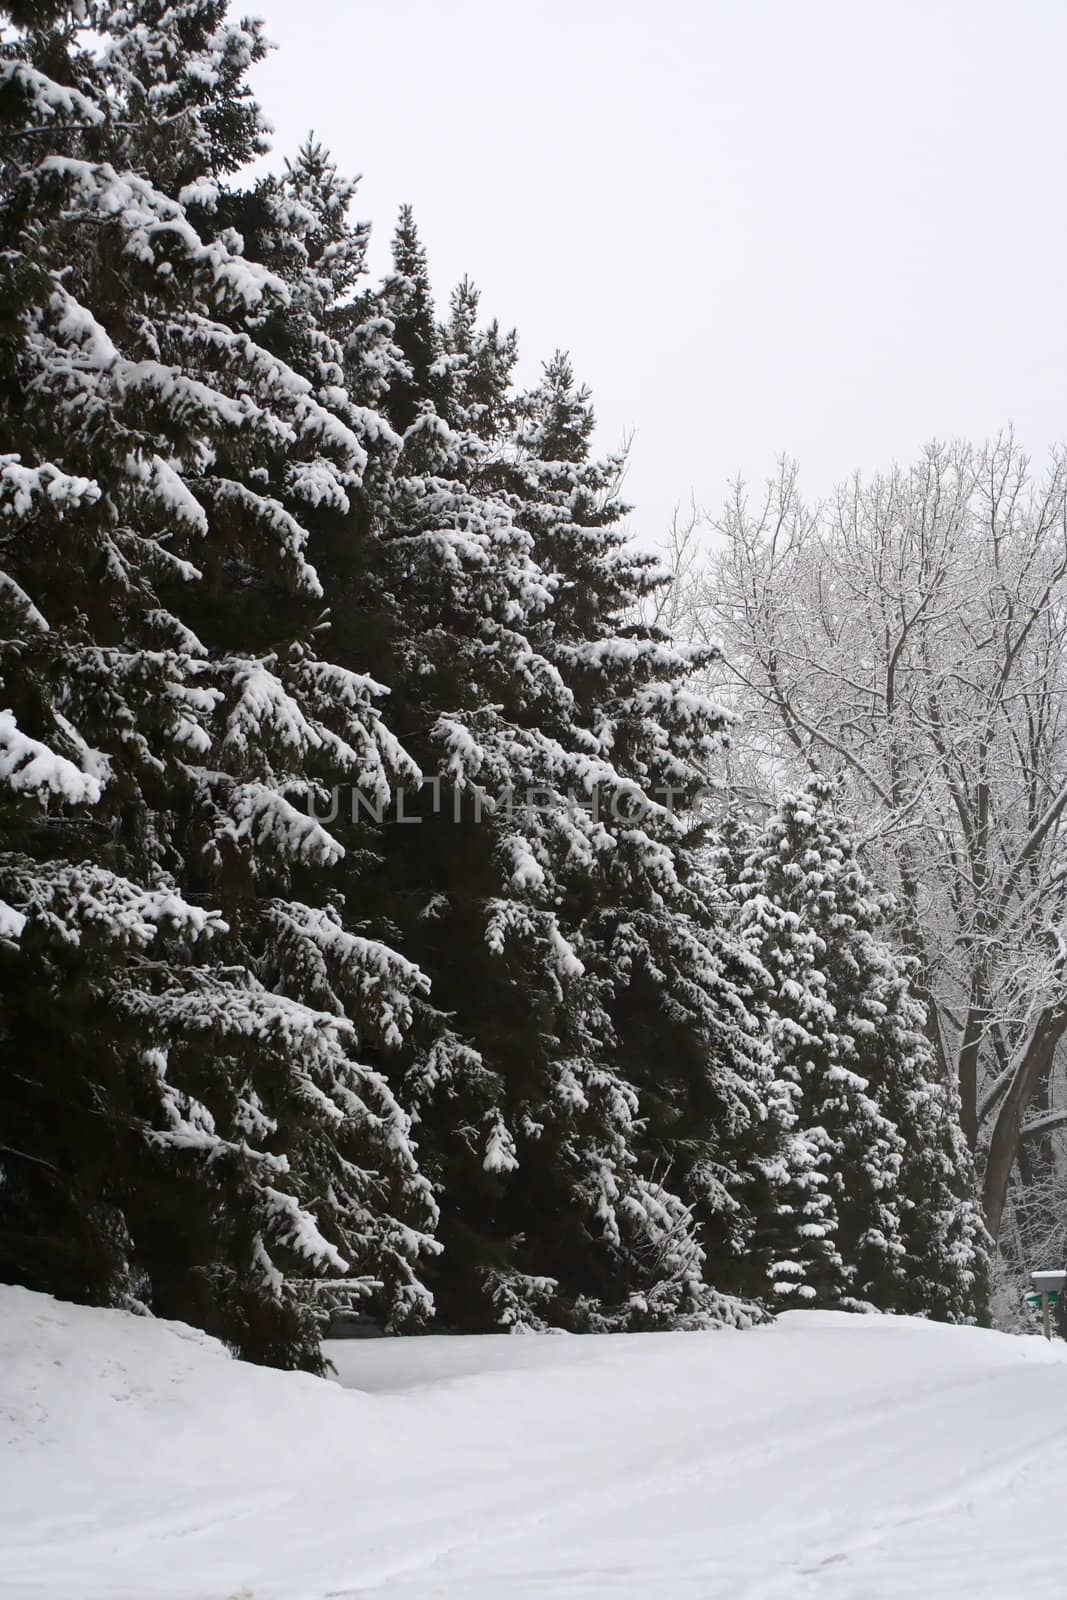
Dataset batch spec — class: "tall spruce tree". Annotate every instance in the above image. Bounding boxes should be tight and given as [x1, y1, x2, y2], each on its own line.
[502, 351, 791, 1323]
[330, 217, 788, 1331]
[0, 0, 436, 1367]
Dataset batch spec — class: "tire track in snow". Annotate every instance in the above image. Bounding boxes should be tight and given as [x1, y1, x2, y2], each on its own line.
[325, 1361, 1067, 1599]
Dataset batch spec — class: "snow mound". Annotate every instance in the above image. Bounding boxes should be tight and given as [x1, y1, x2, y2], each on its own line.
[2, 1284, 1067, 1598]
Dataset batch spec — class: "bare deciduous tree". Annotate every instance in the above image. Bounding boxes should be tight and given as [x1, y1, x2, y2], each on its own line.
[677, 437, 1067, 1255]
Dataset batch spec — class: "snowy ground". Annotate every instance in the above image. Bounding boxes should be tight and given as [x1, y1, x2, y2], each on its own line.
[2, 1286, 1067, 1599]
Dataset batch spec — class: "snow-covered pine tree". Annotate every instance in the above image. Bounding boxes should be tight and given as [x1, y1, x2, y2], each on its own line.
[497, 352, 790, 1325]
[381, 203, 452, 433]
[330, 216, 645, 1331]
[226, 195, 606, 1335]
[737, 781, 906, 1308]
[326, 219, 786, 1330]
[738, 778, 989, 1319]
[871, 959, 991, 1322]
[0, 0, 436, 1366]
[440, 276, 519, 444]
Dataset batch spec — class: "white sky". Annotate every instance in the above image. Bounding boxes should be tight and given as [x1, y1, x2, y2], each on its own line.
[250, 0, 1067, 546]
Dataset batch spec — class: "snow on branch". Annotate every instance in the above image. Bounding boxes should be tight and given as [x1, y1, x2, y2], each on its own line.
[0, 710, 102, 805]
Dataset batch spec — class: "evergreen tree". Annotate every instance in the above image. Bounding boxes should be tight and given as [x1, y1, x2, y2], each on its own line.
[0, 0, 436, 1366]
[440, 276, 518, 443]
[738, 779, 988, 1319]
[501, 351, 793, 1323]
[380, 204, 451, 433]
[331, 220, 787, 1331]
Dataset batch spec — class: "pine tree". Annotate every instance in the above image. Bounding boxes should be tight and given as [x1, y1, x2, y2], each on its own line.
[501, 351, 789, 1325]
[738, 779, 988, 1318]
[440, 277, 518, 443]
[346, 218, 648, 1330]
[336, 219, 787, 1330]
[0, 0, 436, 1366]
[380, 204, 451, 434]
[852, 930, 991, 1322]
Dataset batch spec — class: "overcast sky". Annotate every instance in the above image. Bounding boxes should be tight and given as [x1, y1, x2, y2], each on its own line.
[250, 0, 1067, 546]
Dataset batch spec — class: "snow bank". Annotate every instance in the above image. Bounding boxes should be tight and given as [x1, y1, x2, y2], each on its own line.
[2, 1284, 1067, 1598]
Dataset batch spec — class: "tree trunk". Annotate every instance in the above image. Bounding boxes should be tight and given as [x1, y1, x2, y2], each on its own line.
[982, 1001, 1067, 1247]
[958, 991, 986, 1150]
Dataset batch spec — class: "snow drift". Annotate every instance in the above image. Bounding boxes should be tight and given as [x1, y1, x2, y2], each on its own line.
[2, 1284, 1067, 1599]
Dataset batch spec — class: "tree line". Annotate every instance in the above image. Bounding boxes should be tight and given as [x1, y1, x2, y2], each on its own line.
[0, 0, 986, 1369]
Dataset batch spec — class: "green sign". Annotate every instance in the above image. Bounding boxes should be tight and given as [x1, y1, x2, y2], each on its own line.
[1026, 1290, 1060, 1307]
